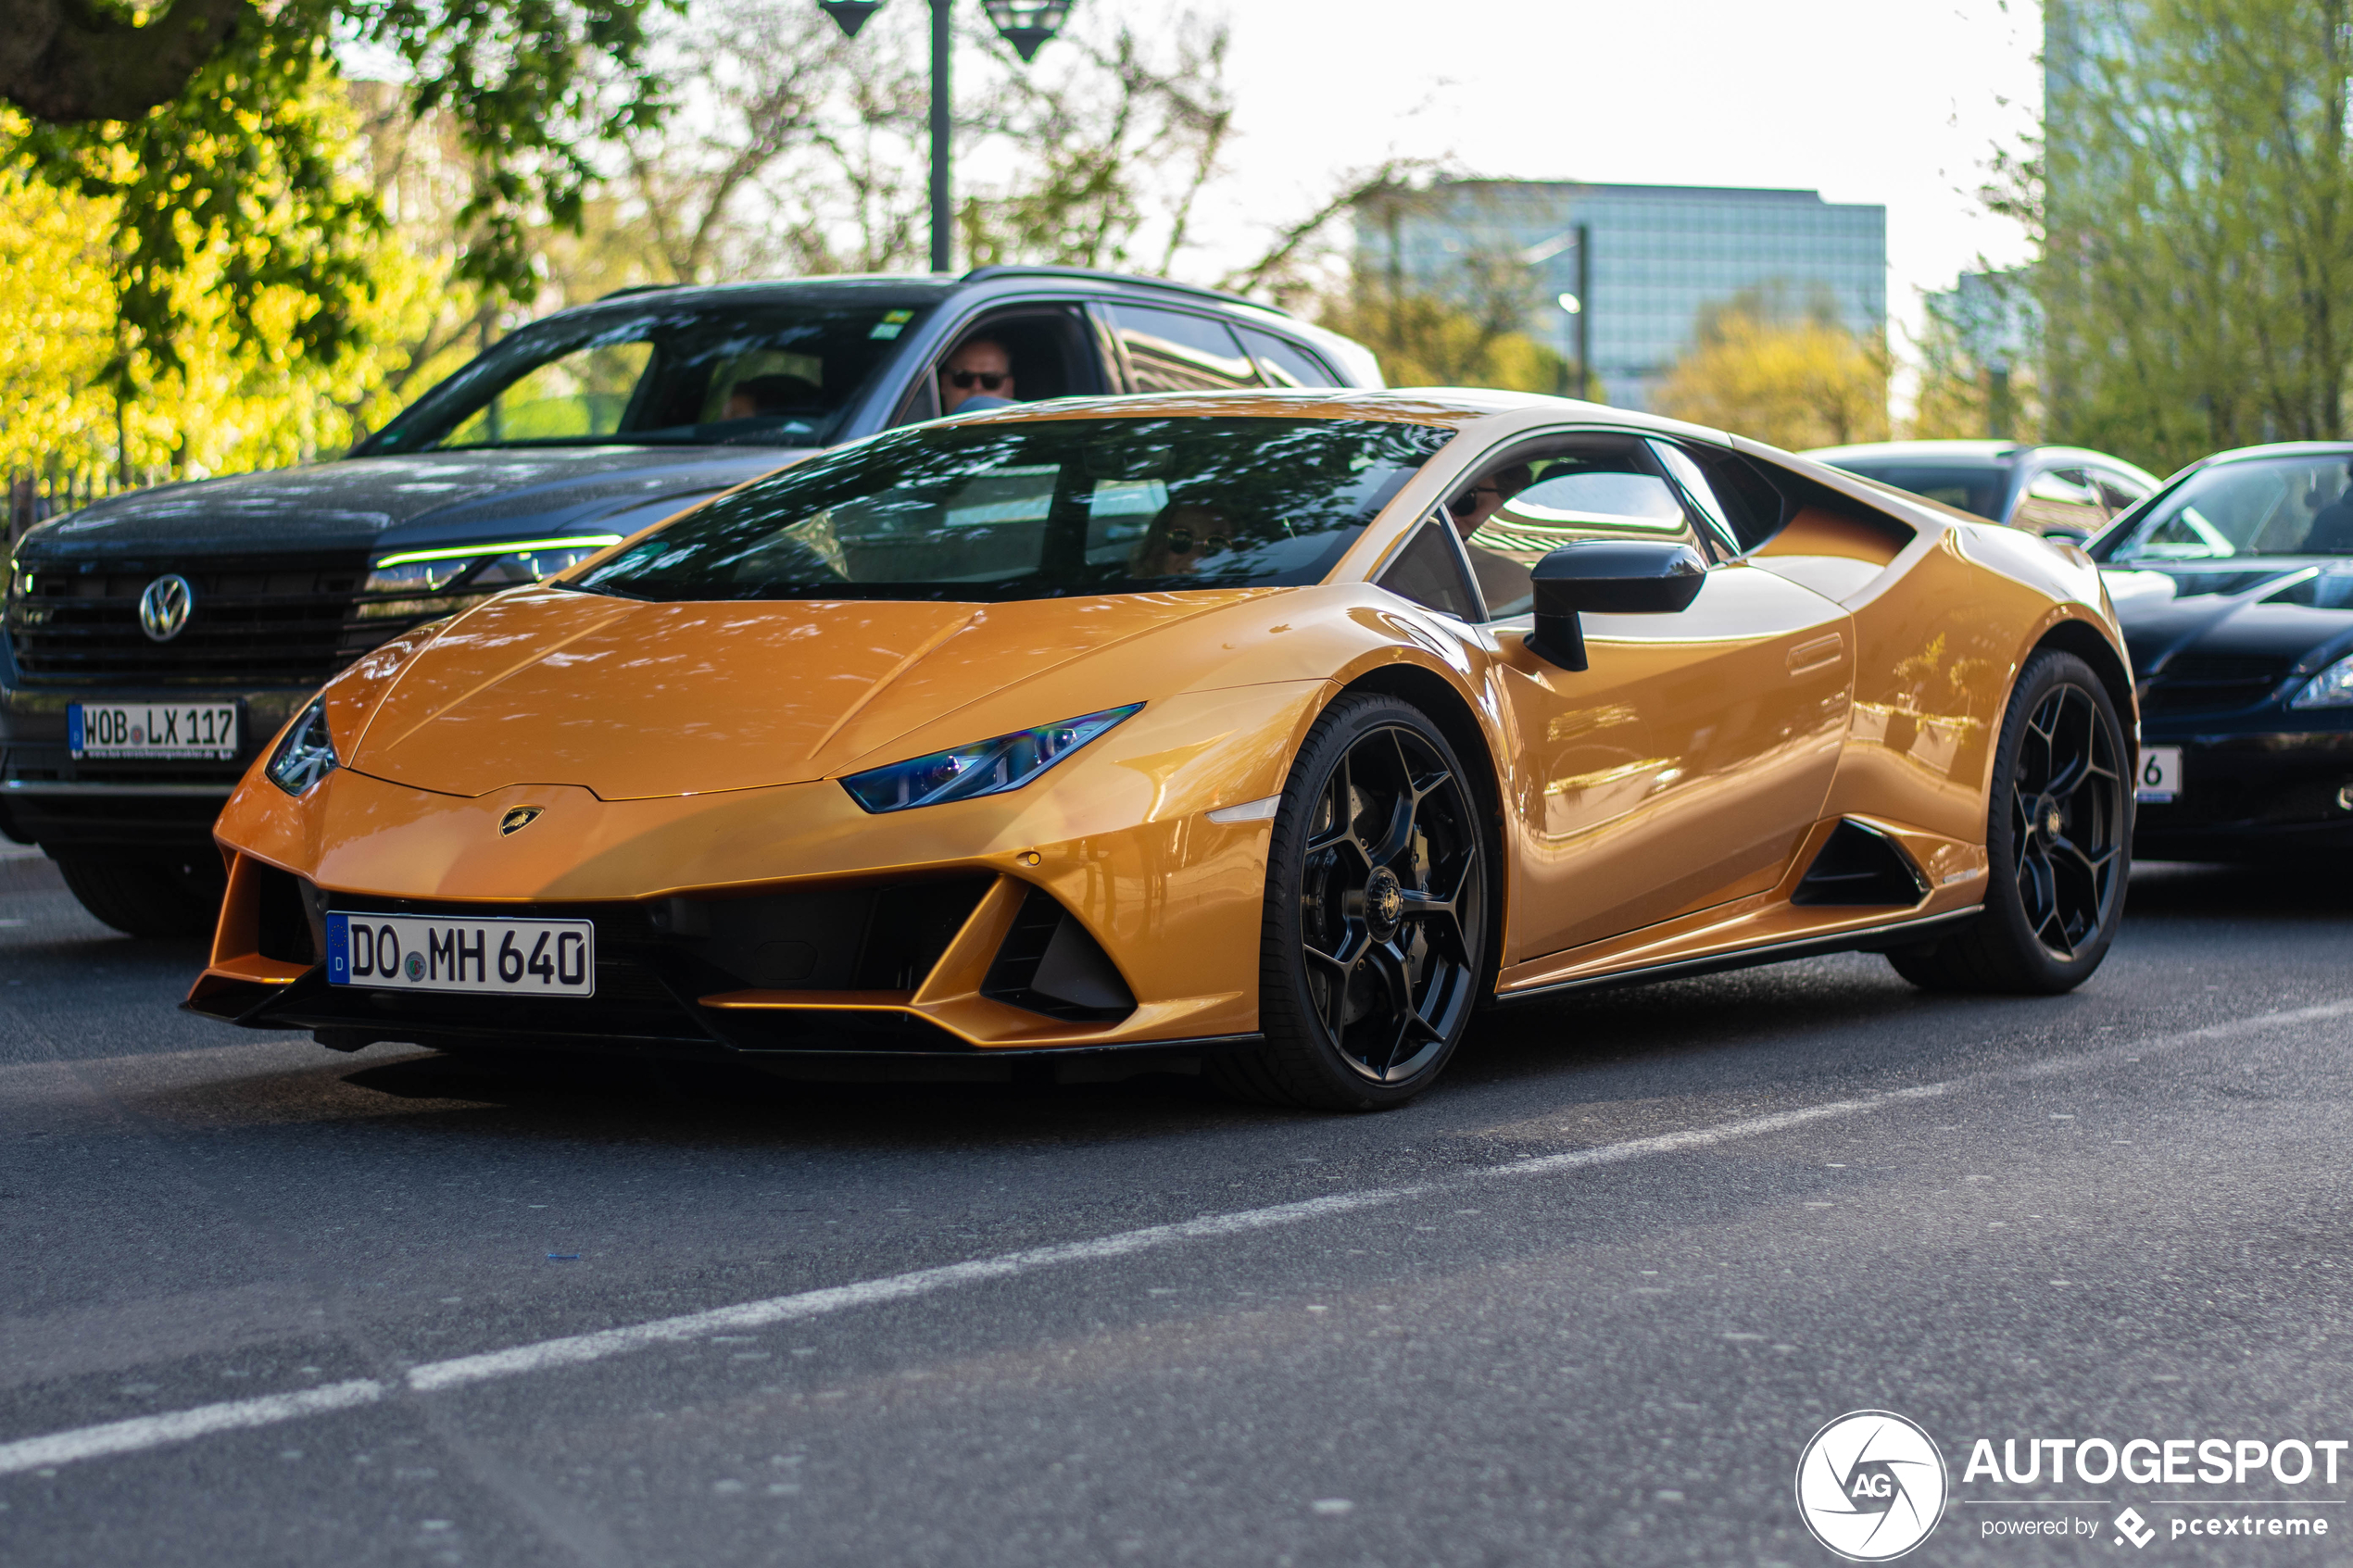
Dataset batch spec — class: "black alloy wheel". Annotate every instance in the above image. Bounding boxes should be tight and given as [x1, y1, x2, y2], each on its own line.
[1888, 649, 2129, 993]
[2009, 680, 2126, 958]
[1208, 694, 1489, 1110]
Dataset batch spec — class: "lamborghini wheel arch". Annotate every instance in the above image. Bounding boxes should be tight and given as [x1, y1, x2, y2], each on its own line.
[2031, 616, 2138, 756]
[1333, 660, 1511, 1002]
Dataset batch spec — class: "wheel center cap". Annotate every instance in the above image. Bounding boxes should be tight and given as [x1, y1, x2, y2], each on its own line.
[1364, 867, 1405, 941]
[2044, 803, 2065, 840]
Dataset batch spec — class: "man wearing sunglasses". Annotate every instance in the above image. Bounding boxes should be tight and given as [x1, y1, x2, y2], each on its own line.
[1446, 463, 1531, 540]
[1451, 463, 1535, 614]
[939, 337, 1019, 414]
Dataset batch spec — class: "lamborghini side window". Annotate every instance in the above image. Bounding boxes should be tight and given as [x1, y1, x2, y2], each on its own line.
[1461, 436, 1700, 617]
[1650, 440, 1787, 554]
[1377, 521, 1482, 621]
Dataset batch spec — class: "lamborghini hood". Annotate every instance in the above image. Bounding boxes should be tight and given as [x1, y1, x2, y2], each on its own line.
[342, 586, 1268, 799]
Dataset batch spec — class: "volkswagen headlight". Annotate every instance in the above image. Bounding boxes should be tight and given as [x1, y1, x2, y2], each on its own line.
[840, 704, 1142, 813]
[2291, 654, 2353, 709]
[357, 534, 623, 621]
[266, 699, 339, 796]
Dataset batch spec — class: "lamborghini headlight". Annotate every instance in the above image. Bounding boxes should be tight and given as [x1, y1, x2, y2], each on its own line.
[2291, 654, 2353, 709]
[357, 534, 623, 620]
[266, 699, 339, 796]
[840, 704, 1142, 813]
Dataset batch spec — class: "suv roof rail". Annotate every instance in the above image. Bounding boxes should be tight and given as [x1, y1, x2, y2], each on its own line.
[958, 264, 1290, 317]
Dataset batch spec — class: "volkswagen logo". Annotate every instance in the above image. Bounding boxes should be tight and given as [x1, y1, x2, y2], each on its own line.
[498, 806, 545, 837]
[137, 574, 194, 643]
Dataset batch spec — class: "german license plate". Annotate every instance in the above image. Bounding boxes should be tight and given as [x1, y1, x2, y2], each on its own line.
[324, 912, 596, 997]
[69, 701, 238, 760]
[2136, 745, 2183, 804]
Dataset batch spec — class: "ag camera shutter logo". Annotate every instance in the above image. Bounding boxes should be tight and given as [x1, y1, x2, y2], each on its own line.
[1795, 1410, 1948, 1561]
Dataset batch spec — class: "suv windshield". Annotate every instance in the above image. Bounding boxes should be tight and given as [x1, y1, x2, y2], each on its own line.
[573, 416, 1452, 602]
[1832, 460, 2009, 520]
[362, 298, 935, 454]
[2103, 454, 2353, 561]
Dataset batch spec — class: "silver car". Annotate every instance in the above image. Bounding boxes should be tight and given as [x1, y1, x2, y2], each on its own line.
[1806, 440, 2161, 540]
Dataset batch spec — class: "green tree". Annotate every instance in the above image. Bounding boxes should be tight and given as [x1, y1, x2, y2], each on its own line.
[1301, 178, 1571, 393]
[0, 92, 479, 483]
[1655, 290, 1889, 450]
[2, 0, 679, 400]
[2027, 0, 2353, 471]
[1906, 270, 2043, 442]
[1315, 283, 1567, 392]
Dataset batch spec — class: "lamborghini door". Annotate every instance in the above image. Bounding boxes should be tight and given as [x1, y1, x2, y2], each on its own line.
[1464, 435, 1855, 961]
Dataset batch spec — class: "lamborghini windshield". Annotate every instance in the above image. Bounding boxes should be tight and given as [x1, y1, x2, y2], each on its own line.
[2104, 454, 2353, 560]
[572, 416, 1453, 601]
[361, 297, 935, 454]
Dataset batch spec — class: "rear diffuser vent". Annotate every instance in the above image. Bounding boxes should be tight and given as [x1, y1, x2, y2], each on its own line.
[1792, 821, 1929, 907]
[983, 887, 1137, 1022]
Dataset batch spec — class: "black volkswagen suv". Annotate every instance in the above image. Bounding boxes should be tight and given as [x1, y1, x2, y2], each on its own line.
[0, 267, 1380, 934]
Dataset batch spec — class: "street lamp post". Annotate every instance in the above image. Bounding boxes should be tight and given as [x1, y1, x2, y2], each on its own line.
[1526, 221, 1592, 401]
[818, 0, 1074, 273]
[1571, 222, 1590, 398]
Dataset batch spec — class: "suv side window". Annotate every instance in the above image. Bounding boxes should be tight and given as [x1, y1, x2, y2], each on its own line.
[891, 305, 1114, 427]
[2091, 468, 2152, 515]
[2013, 467, 2107, 537]
[1110, 305, 1263, 392]
[1376, 521, 1482, 621]
[1233, 325, 1342, 389]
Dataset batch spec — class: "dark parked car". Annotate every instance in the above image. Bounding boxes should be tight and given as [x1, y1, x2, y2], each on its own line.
[2089, 441, 2353, 860]
[0, 267, 1380, 934]
[1807, 440, 2160, 539]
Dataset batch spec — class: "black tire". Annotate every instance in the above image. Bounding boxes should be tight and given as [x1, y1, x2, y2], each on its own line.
[1887, 650, 2129, 993]
[1206, 694, 1490, 1111]
[55, 854, 225, 938]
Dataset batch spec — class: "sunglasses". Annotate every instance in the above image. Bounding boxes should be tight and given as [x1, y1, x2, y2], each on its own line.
[947, 370, 1009, 390]
[1447, 483, 1516, 520]
[1164, 527, 1230, 554]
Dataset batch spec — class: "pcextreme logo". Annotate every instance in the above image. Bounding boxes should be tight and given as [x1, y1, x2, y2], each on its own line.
[1795, 1410, 1950, 1561]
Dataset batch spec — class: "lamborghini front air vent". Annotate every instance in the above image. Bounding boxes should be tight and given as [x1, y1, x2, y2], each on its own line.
[1792, 820, 1930, 907]
[982, 887, 1137, 1022]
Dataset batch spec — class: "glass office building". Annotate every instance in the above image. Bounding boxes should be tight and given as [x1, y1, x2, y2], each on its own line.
[1356, 181, 1887, 408]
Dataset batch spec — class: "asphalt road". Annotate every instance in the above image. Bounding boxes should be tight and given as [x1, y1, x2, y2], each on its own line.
[5, 840, 2353, 1566]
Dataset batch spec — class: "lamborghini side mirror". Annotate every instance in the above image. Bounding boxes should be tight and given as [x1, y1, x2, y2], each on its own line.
[1529, 539, 1707, 671]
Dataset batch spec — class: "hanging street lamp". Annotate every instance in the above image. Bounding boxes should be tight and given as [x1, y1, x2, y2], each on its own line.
[978, 0, 1073, 62]
[815, 1, 884, 35]
[817, 0, 1075, 272]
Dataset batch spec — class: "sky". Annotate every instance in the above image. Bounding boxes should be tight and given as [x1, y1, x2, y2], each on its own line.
[1182, 0, 2045, 354]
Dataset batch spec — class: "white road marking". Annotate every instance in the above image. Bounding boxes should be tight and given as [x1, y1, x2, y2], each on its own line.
[407, 1189, 1403, 1393]
[6, 996, 2352, 1479]
[0, 1380, 383, 1474]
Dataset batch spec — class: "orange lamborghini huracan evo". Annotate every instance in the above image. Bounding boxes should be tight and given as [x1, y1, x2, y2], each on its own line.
[187, 391, 2136, 1110]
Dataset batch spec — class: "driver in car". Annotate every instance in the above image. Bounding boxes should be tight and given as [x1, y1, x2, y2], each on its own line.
[2304, 462, 2353, 552]
[724, 374, 822, 422]
[940, 338, 1018, 414]
[1448, 463, 1534, 612]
